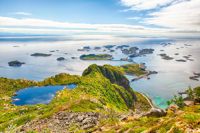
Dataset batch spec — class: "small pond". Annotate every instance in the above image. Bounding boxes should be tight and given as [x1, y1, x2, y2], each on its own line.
[12, 84, 77, 106]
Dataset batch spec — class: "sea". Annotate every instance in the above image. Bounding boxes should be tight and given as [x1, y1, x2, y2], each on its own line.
[0, 35, 200, 108]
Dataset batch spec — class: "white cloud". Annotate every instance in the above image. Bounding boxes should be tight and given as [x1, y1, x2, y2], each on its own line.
[0, 16, 199, 38]
[145, 0, 200, 31]
[120, 0, 200, 35]
[13, 12, 32, 16]
[120, 0, 174, 10]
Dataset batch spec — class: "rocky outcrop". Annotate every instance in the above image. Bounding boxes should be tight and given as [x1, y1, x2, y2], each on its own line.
[8, 60, 25, 67]
[80, 54, 113, 60]
[144, 108, 167, 117]
[31, 53, 52, 57]
[82, 64, 130, 89]
[57, 57, 65, 61]
[20, 112, 99, 132]
[82, 64, 137, 107]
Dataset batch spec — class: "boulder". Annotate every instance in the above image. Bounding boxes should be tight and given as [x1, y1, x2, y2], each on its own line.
[144, 108, 167, 117]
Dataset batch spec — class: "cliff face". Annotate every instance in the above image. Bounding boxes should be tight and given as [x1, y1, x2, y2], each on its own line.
[82, 64, 137, 107]
[83, 64, 130, 90]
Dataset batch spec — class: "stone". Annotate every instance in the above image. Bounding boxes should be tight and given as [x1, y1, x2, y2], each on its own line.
[144, 108, 167, 117]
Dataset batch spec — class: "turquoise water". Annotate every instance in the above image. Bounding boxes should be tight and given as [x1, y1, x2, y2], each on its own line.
[12, 84, 77, 106]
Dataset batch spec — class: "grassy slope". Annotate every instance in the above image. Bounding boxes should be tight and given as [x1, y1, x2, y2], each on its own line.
[91, 105, 200, 133]
[0, 64, 199, 132]
[0, 64, 151, 132]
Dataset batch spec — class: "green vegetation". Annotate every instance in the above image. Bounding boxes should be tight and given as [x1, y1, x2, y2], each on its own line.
[0, 64, 199, 132]
[167, 86, 200, 108]
[167, 95, 184, 108]
[0, 64, 151, 132]
[120, 64, 147, 76]
[80, 54, 113, 60]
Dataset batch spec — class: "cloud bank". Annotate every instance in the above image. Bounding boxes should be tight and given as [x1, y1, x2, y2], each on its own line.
[121, 0, 200, 34]
[0, 0, 199, 39]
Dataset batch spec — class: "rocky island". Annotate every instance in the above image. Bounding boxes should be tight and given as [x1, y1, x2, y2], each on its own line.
[80, 54, 113, 60]
[57, 57, 65, 61]
[159, 53, 174, 60]
[8, 60, 25, 67]
[31, 53, 52, 57]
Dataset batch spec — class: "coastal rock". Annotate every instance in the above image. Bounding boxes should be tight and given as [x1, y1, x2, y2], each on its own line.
[104, 45, 115, 49]
[189, 72, 200, 81]
[120, 58, 133, 62]
[71, 57, 77, 59]
[176, 59, 186, 62]
[78, 46, 91, 51]
[31, 53, 52, 57]
[110, 49, 115, 52]
[139, 48, 154, 55]
[8, 60, 25, 67]
[57, 57, 65, 61]
[122, 47, 139, 55]
[116, 45, 129, 49]
[144, 108, 167, 117]
[94, 46, 101, 50]
[80, 54, 113, 60]
[21, 112, 99, 132]
[159, 54, 174, 60]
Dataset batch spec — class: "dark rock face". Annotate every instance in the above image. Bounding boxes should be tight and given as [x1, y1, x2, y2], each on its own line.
[21, 112, 99, 132]
[83, 64, 130, 89]
[31, 53, 52, 57]
[8, 60, 25, 67]
[82, 64, 137, 107]
[57, 57, 65, 61]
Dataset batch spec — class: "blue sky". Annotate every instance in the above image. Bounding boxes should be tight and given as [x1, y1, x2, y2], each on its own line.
[0, 0, 199, 38]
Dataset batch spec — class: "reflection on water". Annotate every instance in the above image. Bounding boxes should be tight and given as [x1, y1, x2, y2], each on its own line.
[1, 37, 200, 108]
[12, 84, 77, 106]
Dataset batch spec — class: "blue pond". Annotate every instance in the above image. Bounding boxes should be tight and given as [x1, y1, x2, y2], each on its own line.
[12, 84, 77, 106]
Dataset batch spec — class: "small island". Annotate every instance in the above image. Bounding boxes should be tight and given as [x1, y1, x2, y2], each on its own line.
[80, 54, 113, 60]
[159, 53, 174, 60]
[56, 57, 65, 61]
[8, 60, 25, 67]
[31, 53, 52, 57]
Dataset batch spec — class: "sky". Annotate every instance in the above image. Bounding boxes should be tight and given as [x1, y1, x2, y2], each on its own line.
[0, 0, 199, 38]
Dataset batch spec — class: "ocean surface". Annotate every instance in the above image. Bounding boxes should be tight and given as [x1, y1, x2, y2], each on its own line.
[0, 36, 200, 108]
